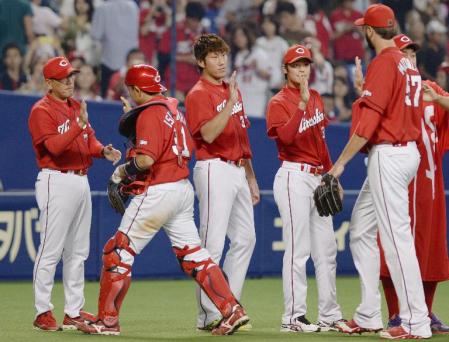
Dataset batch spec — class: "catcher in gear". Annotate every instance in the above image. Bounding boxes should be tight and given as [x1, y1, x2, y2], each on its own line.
[266, 44, 344, 332]
[76, 64, 249, 337]
[314, 174, 343, 217]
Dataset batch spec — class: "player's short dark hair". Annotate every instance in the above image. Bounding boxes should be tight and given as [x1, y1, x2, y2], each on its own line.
[193, 34, 230, 70]
[126, 48, 144, 62]
[372, 26, 398, 40]
[185, 1, 205, 21]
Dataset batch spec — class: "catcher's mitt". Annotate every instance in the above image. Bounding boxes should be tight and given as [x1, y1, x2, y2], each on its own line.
[313, 174, 343, 217]
[107, 180, 129, 215]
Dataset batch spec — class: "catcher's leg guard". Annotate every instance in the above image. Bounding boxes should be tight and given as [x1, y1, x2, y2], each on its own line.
[97, 231, 136, 327]
[173, 246, 238, 318]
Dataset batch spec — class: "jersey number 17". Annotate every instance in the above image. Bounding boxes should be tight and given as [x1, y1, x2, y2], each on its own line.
[405, 74, 422, 107]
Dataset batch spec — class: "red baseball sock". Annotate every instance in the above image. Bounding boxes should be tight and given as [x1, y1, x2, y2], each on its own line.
[423, 281, 437, 315]
[381, 277, 399, 318]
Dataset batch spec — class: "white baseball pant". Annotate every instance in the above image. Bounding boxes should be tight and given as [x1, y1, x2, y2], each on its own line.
[273, 161, 342, 325]
[33, 169, 91, 318]
[193, 159, 256, 327]
[350, 142, 431, 337]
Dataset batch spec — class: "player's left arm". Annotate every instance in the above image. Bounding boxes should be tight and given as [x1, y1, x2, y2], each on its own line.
[329, 104, 381, 178]
[423, 82, 449, 111]
[244, 159, 260, 205]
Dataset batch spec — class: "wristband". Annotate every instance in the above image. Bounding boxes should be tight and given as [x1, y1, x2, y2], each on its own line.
[124, 158, 144, 177]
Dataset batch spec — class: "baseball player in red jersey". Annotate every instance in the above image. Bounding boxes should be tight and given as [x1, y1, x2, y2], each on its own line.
[184, 34, 258, 331]
[28, 56, 121, 331]
[373, 34, 449, 334]
[326, 5, 432, 339]
[266, 44, 344, 333]
[77, 64, 249, 336]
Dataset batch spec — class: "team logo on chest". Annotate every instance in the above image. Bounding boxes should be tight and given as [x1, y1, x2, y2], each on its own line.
[58, 119, 70, 134]
[298, 108, 325, 133]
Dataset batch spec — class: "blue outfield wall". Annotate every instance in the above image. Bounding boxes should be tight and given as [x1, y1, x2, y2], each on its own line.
[0, 91, 449, 280]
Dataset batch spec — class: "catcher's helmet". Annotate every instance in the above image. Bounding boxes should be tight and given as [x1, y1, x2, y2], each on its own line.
[125, 64, 167, 93]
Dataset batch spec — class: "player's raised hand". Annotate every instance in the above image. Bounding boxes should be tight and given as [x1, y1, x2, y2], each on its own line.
[103, 144, 122, 165]
[229, 71, 239, 105]
[354, 56, 364, 95]
[422, 83, 439, 102]
[298, 75, 310, 105]
[120, 96, 132, 113]
[78, 99, 89, 128]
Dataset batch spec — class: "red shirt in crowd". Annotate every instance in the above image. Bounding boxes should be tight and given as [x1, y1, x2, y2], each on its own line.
[330, 7, 365, 62]
[351, 47, 421, 149]
[131, 96, 193, 187]
[266, 86, 333, 171]
[159, 22, 202, 93]
[185, 77, 252, 161]
[28, 94, 104, 171]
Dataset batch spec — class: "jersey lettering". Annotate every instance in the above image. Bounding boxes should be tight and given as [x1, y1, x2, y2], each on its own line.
[57, 119, 70, 134]
[298, 108, 325, 133]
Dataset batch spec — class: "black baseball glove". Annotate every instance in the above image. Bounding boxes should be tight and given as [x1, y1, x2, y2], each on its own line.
[313, 174, 343, 217]
[107, 180, 129, 215]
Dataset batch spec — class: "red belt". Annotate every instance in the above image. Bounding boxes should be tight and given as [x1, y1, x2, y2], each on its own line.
[299, 164, 323, 176]
[219, 158, 246, 167]
[60, 169, 88, 176]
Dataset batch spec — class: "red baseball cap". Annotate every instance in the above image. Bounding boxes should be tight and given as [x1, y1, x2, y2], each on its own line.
[43, 56, 79, 80]
[354, 4, 396, 28]
[283, 45, 313, 64]
[393, 34, 420, 51]
[125, 64, 167, 93]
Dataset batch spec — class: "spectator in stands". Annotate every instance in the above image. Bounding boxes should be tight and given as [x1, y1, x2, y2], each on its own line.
[74, 63, 102, 101]
[139, 0, 171, 64]
[0, 43, 28, 91]
[417, 20, 447, 80]
[0, 0, 35, 55]
[436, 63, 449, 90]
[306, 37, 333, 94]
[159, 1, 205, 99]
[321, 92, 337, 121]
[63, 0, 99, 66]
[305, 0, 332, 59]
[263, 0, 308, 22]
[106, 48, 145, 101]
[91, 0, 139, 97]
[19, 56, 47, 95]
[23, 36, 64, 76]
[231, 25, 271, 118]
[330, 0, 364, 64]
[256, 15, 289, 92]
[332, 76, 352, 122]
[406, 10, 426, 47]
[59, 0, 103, 17]
[275, 1, 313, 46]
[31, 0, 62, 37]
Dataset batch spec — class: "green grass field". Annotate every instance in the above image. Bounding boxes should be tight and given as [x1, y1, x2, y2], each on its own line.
[1, 277, 448, 341]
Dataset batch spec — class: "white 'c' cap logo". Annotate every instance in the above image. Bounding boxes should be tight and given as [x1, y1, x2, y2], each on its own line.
[59, 60, 69, 67]
[295, 47, 305, 54]
[155, 74, 161, 83]
[400, 36, 410, 43]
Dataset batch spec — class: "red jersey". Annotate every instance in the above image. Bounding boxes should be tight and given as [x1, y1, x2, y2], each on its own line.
[185, 78, 252, 161]
[129, 96, 193, 189]
[353, 47, 421, 147]
[380, 81, 449, 281]
[266, 86, 332, 171]
[28, 94, 104, 171]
